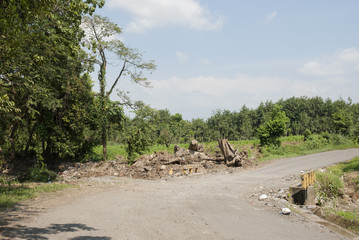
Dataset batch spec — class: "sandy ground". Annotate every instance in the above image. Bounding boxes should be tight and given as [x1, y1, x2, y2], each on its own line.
[1, 149, 359, 240]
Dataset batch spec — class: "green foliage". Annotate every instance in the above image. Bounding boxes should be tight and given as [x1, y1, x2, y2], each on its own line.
[327, 157, 359, 175]
[26, 159, 57, 182]
[315, 171, 344, 205]
[332, 109, 353, 135]
[303, 129, 312, 141]
[258, 104, 289, 147]
[82, 14, 156, 159]
[259, 134, 357, 161]
[0, 0, 104, 162]
[126, 128, 150, 163]
[336, 211, 359, 221]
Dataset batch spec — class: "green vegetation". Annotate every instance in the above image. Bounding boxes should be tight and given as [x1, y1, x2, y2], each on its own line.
[0, 182, 73, 210]
[316, 172, 344, 205]
[336, 211, 359, 221]
[257, 104, 289, 147]
[315, 157, 359, 204]
[1, 1, 359, 171]
[26, 161, 57, 183]
[314, 157, 359, 233]
[326, 157, 359, 176]
[89, 134, 356, 164]
[82, 14, 156, 160]
[260, 134, 357, 161]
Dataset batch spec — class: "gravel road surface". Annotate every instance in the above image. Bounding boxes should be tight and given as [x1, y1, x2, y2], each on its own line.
[2, 149, 359, 240]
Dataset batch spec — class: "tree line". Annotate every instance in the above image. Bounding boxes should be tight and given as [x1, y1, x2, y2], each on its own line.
[111, 97, 359, 153]
[1, 1, 358, 165]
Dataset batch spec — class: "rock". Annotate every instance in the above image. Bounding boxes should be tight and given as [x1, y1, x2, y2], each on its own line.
[259, 194, 268, 201]
[189, 139, 199, 151]
[281, 208, 291, 215]
[160, 165, 166, 170]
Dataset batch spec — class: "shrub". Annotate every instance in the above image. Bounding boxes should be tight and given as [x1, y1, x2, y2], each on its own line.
[27, 165, 57, 182]
[303, 129, 312, 141]
[258, 105, 289, 147]
[315, 171, 344, 205]
[126, 128, 149, 164]
[331, 134, 352, 145]
[26, 158, 57, 182]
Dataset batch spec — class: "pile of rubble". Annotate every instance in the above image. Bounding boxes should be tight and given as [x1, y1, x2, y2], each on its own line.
[58, 139, 255, 181]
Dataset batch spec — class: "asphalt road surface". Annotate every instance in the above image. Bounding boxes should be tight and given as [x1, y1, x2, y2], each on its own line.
[2, 149, 359, 240]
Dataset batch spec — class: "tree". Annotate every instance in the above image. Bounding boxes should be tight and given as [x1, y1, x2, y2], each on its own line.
[237, 105, 254, 140]
[82, 14, 156, 159]
[0, 0, 104, 161]
[257, 104, 289, 147]
[332, 110, 352, 135]
[207, 110, 237, 140]
[191, 118, 210, 142]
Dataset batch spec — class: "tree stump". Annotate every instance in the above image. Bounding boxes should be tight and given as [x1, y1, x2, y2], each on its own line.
[218, 139, 242, 167]
[188, 139, 204, 152]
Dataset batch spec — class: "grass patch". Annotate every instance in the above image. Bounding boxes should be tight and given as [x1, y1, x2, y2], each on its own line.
[336, 211, 359, 221]
[89, 134, 358, 163]
[326, 157, 359, 177]
[259, 134, 358, 162]
[0, 183, 73, 211]
[92, 144, 127, 161]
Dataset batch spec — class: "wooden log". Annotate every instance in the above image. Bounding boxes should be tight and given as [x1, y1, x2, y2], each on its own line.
[218, 139, 242, 167]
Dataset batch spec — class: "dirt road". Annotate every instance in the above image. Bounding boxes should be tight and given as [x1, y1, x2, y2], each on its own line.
[2, 149, 359, 240]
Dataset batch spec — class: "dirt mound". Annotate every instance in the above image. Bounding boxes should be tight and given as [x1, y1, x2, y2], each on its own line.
[343, 172, 359, 201]
[58, 143, 255, 181]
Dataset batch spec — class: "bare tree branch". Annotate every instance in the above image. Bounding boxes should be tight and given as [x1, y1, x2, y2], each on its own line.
[107, 62, 126, 97]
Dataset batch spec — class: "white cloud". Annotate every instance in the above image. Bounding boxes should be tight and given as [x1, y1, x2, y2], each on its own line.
[107, 0, 224, 32]
[141, 73, 352, 119]
[266, 11, 277, 21]
[300, 61, 343, 76]
[338, 47, 359, 62]
[175, 51, 189, 62]
[300, 47, 359, 76]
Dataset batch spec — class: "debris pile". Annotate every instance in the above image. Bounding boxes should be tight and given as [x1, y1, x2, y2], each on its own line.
[58, 139, 254, 181]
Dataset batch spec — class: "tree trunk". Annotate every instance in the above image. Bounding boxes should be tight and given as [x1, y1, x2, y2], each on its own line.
[218, 139, 242, 167]
[102, 126, 107, 160]
[25, 121, 38, 152]
[99, 59, 108, 160]
[9, 122, 18, 159]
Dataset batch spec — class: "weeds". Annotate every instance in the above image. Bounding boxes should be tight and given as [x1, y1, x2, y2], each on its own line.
[315, 172, 344, 205]
[0, 183, 72, 211]
[336, 211, 359, 221]
[26, 157, 57, 182]
[259, 134, 357, 161]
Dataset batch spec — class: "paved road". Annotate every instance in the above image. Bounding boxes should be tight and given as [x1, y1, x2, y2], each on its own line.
[2, 149, 359, 240]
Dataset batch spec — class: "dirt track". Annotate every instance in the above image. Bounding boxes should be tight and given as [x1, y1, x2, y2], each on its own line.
[2, 149, 359, 240]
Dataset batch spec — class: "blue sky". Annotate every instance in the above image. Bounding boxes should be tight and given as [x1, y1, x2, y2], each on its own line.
[93, 0, 359, 120]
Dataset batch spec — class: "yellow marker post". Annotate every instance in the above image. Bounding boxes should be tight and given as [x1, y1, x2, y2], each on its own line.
[300, 171, 316, 189]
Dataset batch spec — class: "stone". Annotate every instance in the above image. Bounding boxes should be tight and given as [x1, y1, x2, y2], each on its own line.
[259, 194, 268, 201]
[281, 208, 291, 215]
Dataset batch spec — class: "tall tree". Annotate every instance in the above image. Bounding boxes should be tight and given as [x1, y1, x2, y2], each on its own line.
[257, 104, 289, 147]
[0, 0, 104, 161]
[82, 14, 156, 159]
